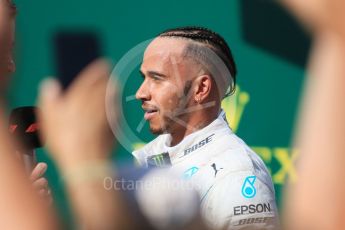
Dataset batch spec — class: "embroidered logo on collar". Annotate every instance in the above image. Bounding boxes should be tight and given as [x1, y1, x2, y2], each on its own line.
[181, 134, 215, 157]
[146, 152, 172, 168]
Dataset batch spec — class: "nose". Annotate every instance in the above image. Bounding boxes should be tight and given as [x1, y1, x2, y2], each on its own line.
[136, 80, 151, 101]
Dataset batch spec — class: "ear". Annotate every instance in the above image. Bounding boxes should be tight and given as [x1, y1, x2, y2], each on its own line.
[194, 75, 212, 103]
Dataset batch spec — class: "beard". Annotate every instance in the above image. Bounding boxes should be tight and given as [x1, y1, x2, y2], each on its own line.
[148, 114, 169, 135]
[149, 106, 190, 136]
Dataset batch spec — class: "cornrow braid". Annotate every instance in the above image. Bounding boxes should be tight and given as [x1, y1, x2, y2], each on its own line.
[159, 26, 237, 96]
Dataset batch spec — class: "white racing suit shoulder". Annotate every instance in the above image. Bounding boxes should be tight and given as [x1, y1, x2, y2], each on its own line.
[132, 111, 279, 229]
[197, 146, 278, 229]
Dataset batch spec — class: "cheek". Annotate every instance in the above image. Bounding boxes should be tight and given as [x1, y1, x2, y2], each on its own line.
[154, 83, 180, 112]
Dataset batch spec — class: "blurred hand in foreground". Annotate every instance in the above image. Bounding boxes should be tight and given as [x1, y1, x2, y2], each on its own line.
[30, 162, 53, 206]
[281, 0, 345, 36]
[38, 59, 115, 170]
[38, 60, 134, 230]
[281, 0, 345, 229]
[0, 110, 57, 230]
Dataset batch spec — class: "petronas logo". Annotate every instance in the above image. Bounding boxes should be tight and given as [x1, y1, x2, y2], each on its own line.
[221, 85, 250, 133]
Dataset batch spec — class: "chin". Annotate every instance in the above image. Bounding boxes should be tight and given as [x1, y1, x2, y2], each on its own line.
[149, 121, 167, 135]
[149, 126, 163, 135]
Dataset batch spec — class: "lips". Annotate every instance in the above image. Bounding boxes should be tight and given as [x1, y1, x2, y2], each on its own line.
[142, 105, 159, 120]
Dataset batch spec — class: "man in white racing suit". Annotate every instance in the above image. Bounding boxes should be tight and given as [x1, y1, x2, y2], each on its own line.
[133, 26, 279, 229]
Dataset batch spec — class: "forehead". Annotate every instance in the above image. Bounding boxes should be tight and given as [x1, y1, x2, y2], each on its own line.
[141, 37, 190, 70]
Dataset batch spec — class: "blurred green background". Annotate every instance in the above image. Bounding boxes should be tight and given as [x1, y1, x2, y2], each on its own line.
[8, 0, 307, 227]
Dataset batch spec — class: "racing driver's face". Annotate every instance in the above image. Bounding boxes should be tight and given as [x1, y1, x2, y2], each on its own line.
[136, 37, 200, 135]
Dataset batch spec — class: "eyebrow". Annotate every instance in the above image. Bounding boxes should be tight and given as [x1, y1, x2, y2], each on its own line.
[139, 70, 167, 78]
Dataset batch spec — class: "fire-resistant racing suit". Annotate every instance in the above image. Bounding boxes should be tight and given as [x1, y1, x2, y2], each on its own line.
[132, 110, 279, 230]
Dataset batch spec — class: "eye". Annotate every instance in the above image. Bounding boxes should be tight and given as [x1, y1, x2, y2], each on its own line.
[151, 75, 161, 81]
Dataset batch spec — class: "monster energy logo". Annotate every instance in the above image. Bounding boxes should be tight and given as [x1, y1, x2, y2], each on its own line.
[147, 152, 172, 168]
[152, 155, 164, 166]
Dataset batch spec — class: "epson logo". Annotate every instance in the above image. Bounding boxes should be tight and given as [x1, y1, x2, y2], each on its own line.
[182, 134, 215, 157]
[234, 203, 271, 216]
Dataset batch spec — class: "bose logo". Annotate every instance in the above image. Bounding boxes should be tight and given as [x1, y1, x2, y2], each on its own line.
[183, 134, 215, 157]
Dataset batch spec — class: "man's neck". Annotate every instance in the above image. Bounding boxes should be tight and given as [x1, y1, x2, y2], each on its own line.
[169, 110, 218, 146]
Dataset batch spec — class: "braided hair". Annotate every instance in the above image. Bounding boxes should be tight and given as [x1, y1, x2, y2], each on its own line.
[159, 26, 237, 97]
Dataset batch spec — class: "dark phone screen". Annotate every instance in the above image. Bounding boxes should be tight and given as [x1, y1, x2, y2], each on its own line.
[54, 32, 101, 90]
